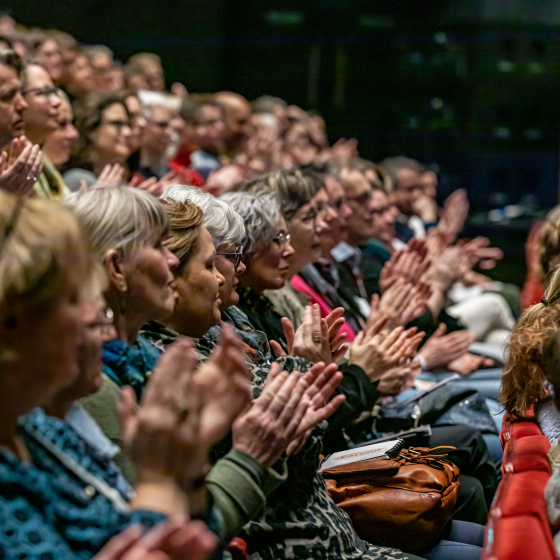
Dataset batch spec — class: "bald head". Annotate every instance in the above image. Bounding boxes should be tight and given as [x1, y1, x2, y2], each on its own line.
[214, 91, 251, 154]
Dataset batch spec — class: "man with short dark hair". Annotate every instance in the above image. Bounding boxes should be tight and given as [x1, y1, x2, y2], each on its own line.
[0, 49, 43, 196]
[177, 95, 224, 180]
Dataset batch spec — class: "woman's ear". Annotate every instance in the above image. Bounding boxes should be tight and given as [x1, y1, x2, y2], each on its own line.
[104, 249, 127, 293]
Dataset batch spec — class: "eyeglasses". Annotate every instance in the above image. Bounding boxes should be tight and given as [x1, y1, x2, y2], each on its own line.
[216, 246, 244, 269]
[346, 190, 372, 206]
[20, 86, 60, 101]
[299, 208, 317, 224]
[101, 119, 132, 131]
[150, 120, 171, 130]
[197, 118, 222, 128]
[328, 197, 346, 211]
[272, 232, 291, 247]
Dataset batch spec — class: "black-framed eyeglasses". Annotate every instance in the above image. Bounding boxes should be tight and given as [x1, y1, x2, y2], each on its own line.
[329, 197, 346, 211]
[20, 86, 60, 101]
[101, 119, 132, 131]
[272, 232, 291, 247]
[216, 246, 244, 269]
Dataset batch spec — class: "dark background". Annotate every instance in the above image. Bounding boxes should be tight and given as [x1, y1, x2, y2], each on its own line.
[8, 0, 560, 284]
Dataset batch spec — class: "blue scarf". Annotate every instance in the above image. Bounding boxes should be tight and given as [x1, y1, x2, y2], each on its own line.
[101, 335, 161, 400]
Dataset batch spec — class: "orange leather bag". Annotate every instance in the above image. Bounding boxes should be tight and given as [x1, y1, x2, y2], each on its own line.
[321, 447, 460, 553]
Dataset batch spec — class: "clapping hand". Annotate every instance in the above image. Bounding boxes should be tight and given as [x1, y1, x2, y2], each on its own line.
[94, 519, 217, 560]
[270, 303, 341, 364]
[0, 136, 43, 196]
[233, 361, 345, 465]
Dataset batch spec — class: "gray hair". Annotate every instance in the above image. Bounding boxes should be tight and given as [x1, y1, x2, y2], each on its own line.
[161, 184, 245, 249]
[220, 191, 281, 255]
[64, 187, 168, 261]
[237, 168, 320, 222]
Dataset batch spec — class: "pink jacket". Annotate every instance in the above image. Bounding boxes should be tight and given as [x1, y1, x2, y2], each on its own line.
[290, 275, 356, 342]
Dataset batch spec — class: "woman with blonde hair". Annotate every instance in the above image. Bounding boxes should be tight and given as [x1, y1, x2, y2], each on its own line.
[0, 190, 218, 559]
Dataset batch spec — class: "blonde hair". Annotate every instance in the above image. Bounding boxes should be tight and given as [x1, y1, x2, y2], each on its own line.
[160, 199, 204, 272]
[500, 266, 560, 417]
[0, 192, 92, 318]
[64, 187, 168, 261]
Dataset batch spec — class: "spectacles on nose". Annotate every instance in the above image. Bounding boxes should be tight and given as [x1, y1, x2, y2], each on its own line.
[21, 86, 61, 101]
[216, 246, 244, 269]
[328, 197, 346, 211]
[272, 232, 291, 247]
[102, 119, 132, 131]
[299, 208, 317, 224]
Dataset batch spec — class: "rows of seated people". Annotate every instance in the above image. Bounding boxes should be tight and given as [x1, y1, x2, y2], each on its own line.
[0, 15, 545, 560]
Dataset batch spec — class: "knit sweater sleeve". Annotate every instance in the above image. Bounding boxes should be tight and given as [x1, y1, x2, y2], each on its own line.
[206, 448, 288, 541]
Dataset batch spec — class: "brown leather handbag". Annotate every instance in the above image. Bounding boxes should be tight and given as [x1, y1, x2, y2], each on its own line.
[321, 447, 460, 553]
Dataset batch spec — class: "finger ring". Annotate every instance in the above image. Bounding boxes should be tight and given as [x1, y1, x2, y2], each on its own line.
[27, 175, 37, 183]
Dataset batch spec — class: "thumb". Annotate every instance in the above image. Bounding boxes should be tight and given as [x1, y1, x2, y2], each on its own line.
[269, 339, 287, 357]
[434, 323, 447, 338]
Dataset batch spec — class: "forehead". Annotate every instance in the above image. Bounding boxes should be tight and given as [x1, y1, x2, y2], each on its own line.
[312, 188, 329, 205]
[103, 103, 127, 119]
[397, 168, 421, 190]
[277, 216, 288, 231]
[198, 104, 220, 121]
[125, 95, 141, 113]
[40, 39, 59, 53]
[342, 169, 370, 196]
[25, 64, 54, 88]
[58, 98, 73, 119]
[324, 175, 344, 198]
[370, 189, 388, 208]
[150, 105, 170, 120]
[197, 226, 216, 256]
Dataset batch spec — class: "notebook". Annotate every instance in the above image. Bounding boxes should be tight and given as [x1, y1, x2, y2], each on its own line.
[318, 439, 404, 473]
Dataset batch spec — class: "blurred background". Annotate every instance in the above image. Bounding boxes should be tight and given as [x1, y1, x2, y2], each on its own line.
[7, 0, 560, 283]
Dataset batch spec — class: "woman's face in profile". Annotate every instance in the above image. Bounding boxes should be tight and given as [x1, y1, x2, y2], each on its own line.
[122, 234, 180, 322]
[171, 227, 226, 338]
[245, 217, 295, 292]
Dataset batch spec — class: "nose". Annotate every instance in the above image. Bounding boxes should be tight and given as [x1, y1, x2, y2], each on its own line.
[164, 247, 180, 271]
[342, 202, 352, 219]
[136, 115, 147, 131]
[51, 94, 62, 110]
[68, 124, 79, 141]
[236, 260, 246, 276]
[282, 241, 295, 259]
[325, 205, 337, 223]
[14, 91, 28, 113]
[215, 268, 225, 287]
[315, 214, 328, 235]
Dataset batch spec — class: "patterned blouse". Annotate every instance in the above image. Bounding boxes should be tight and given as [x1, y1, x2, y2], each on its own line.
[142, 310, 412, 560]
[0, 408, 164, 560]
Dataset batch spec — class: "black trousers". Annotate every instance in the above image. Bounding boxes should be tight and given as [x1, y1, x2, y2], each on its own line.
[429, 425, 498, 524]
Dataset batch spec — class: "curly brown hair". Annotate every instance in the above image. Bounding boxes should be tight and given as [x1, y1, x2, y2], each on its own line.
[500, 266, 560, 417]
[537, 205, 560, 281]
